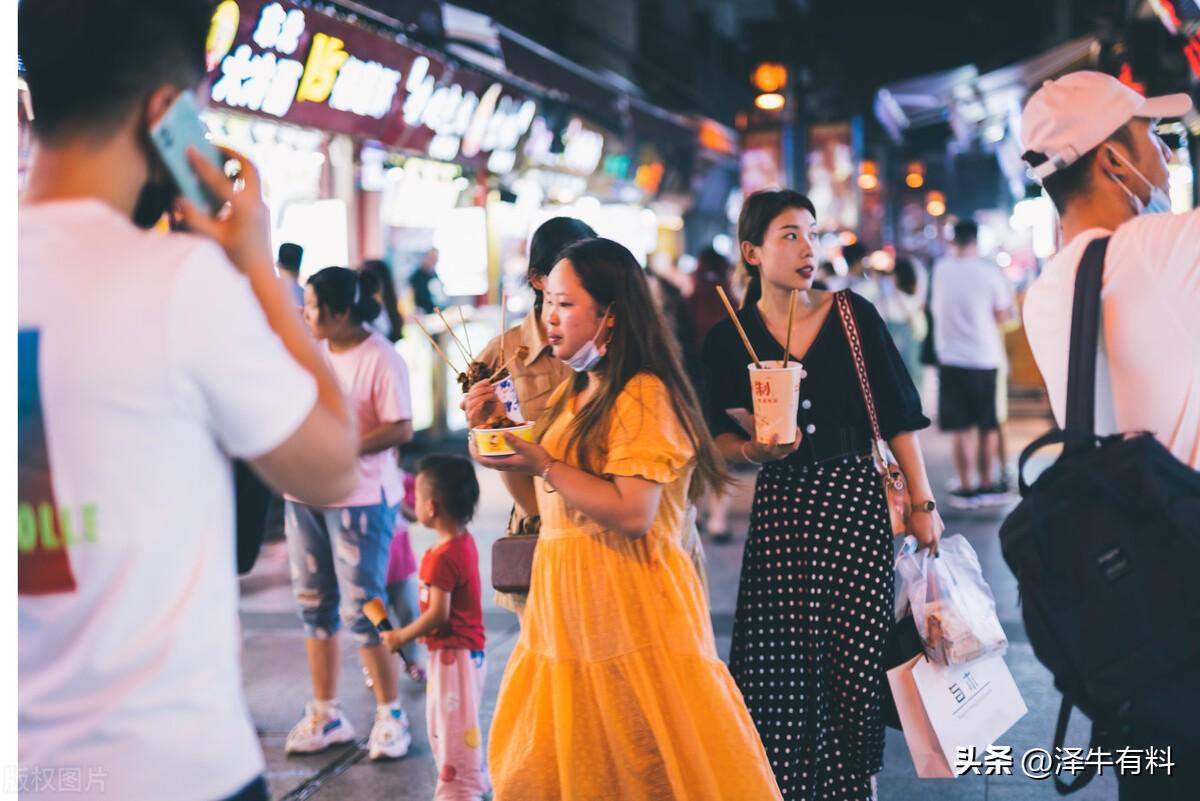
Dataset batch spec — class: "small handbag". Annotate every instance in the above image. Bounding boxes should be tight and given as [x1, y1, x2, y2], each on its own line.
[490, 515, 540, 594]
[835, 290, 912, 535]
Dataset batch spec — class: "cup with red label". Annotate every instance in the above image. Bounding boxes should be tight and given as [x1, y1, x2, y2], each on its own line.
[748, 360, 802, 444]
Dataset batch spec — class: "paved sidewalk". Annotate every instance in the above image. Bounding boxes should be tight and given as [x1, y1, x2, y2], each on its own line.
[238, 411, 1125, 799]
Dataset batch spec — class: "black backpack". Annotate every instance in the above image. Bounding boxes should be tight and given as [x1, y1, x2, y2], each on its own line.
[999, 236, 1200, 795]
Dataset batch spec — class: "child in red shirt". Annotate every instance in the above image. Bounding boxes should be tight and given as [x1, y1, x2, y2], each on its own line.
[382, 455, 489, 800]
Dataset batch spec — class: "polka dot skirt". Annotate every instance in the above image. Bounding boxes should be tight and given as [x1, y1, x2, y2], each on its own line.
[730, 454, 893, 801]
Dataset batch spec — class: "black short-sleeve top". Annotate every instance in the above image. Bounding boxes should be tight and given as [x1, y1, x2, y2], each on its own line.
[700, 291, 930, 467]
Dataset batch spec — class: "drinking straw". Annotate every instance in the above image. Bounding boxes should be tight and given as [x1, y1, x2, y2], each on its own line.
[413, 315, 460, 373]
[436, 308, 472, 363]
[783, 289, 797, 364]
[715, 286, 762, 368]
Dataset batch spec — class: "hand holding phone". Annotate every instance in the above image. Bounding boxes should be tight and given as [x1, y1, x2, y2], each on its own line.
[151, 90, 272, 275]
[149, 90, 225, 215]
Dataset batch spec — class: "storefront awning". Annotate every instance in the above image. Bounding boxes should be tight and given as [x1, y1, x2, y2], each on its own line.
[874, 35, 1101, 146]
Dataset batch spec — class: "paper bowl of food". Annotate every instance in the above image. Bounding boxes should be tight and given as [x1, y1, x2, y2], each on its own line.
[472, 420, 535, 456]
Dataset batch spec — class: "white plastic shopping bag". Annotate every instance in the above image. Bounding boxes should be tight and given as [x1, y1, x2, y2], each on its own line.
[895, 534, 1008, 666]
[888, 652, 1027, 778]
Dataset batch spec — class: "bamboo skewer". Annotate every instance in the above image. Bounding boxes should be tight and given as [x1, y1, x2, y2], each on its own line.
[488, 346, 529, 383]
[715, 286, 762, 368]
[413, 316, 460, 373]
[783, 289, 797, 365]
[499, 292, 508, 369]
[436, 308, 472, 363]
[458, 306, 473, 354]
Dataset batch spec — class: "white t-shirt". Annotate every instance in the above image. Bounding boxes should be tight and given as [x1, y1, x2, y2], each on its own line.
[318, 332, 412, 508]
[931, 254, 1014, 369]
[1023, 210, 1200, 469]
[18, 200, 318, 801]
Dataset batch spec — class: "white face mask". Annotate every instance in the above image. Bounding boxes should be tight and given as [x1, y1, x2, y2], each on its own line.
[564, 306, 612, 373]
[1106, 146, 1172, 215]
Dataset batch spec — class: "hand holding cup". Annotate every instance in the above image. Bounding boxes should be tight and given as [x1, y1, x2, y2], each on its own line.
[745, 432, 803, 464]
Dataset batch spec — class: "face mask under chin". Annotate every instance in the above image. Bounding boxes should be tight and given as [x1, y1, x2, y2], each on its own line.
[564, 306, 614, 373]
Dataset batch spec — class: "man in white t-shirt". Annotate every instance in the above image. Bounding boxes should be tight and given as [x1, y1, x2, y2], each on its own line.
[1019, 71, 1198, 801]
[1020, 71, 1199, 473]
[931, 220, 1015, 508]
[17, 3, 358, 800]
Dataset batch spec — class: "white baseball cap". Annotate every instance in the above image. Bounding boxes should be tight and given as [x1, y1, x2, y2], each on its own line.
[1021, 71, 1193, 180]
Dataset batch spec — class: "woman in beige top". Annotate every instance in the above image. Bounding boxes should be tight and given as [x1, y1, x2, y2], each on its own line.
[472, 217, 594, 613]
[472, 218, 712, 614]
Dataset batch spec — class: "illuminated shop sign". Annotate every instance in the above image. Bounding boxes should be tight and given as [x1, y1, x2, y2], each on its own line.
[204, 0, 536, 166]
[523, 117, 605, 175]
[209, 1, 400, 120]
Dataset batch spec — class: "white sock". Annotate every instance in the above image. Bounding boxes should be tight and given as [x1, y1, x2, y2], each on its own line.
[313, 698, 338, 718]
[379, 700, 402, 715]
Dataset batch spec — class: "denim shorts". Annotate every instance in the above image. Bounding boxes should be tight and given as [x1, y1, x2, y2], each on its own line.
[284, 497, 395, 645]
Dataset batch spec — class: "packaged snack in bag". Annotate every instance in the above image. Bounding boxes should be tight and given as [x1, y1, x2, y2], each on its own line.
[895, 534, 1008, 666]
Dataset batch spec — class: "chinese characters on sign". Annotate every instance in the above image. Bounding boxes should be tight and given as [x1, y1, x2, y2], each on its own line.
[211, 2, 401, 120]
[205, 0, 537, 166]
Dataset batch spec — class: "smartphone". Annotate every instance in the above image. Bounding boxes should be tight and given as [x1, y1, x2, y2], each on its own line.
[148, 90, 225, 214]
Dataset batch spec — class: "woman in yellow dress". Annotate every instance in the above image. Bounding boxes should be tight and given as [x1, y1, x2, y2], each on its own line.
[466, 238, 782, 800]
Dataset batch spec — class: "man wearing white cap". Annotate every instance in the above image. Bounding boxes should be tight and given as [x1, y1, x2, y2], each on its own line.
[1021, 70, 1199, 472]
[1020, 71, 1198, 800]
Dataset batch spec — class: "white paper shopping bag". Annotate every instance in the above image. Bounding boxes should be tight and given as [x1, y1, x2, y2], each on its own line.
[911, 653, 1028, 771]
[888, 655, 955, 778]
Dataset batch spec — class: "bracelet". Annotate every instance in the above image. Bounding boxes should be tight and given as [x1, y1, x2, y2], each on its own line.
[540, 458, 560, 483]
[741, 440, 763, 466]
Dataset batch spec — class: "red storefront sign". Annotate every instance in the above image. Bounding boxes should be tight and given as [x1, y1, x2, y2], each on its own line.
[203, 0, 537, 167]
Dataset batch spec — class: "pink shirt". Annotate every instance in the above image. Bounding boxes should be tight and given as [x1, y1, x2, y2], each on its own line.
[293, 331, 412, 507]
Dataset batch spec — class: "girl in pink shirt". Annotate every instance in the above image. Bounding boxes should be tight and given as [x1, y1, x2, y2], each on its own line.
[284, 266, 416, 762]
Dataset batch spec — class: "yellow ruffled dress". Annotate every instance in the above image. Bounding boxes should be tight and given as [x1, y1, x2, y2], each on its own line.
[487, 373, 782, 800]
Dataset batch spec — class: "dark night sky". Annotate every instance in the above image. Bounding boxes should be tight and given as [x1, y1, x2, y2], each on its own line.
[744, 0, 1129, 107]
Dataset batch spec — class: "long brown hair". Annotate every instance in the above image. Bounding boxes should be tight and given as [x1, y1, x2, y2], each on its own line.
[538, 238, 726, 501]
[737, 189, 817, 308]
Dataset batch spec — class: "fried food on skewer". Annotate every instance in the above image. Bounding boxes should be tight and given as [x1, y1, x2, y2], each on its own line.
[456, 360, 494, 393]
[480, 410, 520, 430]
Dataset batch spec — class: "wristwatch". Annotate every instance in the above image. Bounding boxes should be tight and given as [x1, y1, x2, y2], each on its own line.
[912, 499, 937, 513]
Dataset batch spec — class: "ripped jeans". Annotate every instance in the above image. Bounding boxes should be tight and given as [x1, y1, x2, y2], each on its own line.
[284, 497, 395, 645]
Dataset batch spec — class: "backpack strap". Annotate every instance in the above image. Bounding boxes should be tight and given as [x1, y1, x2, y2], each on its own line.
[1051, 696, 1100, 795]
[1063, 236, 1109, 454]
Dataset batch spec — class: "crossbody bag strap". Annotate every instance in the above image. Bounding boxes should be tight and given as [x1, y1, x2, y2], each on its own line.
[835, 290, 885, 446]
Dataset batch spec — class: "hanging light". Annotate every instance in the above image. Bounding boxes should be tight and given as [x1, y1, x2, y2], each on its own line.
[857, 160, 879, 191]
[752, 63, 788, 112]
[752, 63, 788, 93]
[926, 191, 947, 217]
[755, 92, 786, 111]
[905, 162, 925, 189]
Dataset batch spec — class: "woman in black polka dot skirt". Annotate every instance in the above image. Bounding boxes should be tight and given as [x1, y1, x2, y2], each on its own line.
[701, 190, 945, 801]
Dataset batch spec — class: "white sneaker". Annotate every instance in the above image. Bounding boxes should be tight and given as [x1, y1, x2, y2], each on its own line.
[368, 705, 412, 760]
[285, 701, 357, 754]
